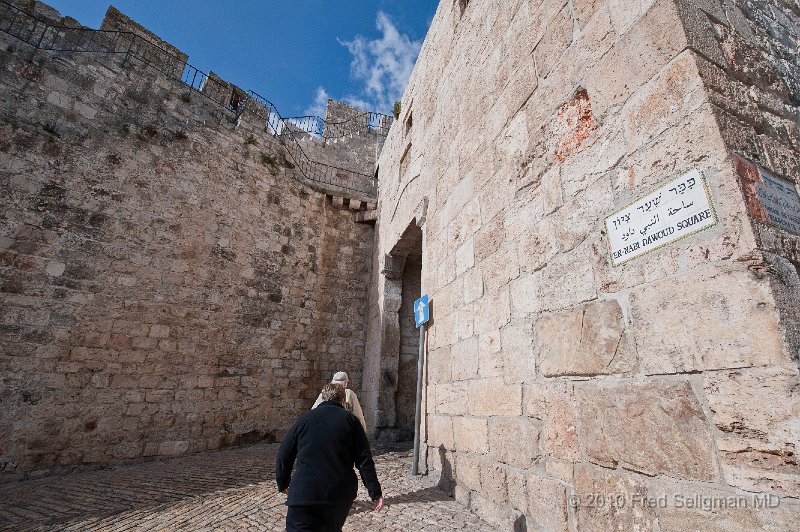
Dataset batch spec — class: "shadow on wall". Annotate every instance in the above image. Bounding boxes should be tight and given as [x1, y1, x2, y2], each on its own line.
[437, 445, 455, 496]
[435, 445, 528, 531]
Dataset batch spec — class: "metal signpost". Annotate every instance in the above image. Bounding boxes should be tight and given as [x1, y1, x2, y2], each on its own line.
[412, 294, 429, 476]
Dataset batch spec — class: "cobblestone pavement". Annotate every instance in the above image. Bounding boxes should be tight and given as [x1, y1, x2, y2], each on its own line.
[0, 443, 493, 531]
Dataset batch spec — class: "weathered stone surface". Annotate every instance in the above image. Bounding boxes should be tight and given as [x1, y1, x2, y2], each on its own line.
[542, 382, 581, 463]
[482, 244, 520, 294]
[478, 330, 503, 378]
[576, 380, 717, 480]
[703, 366, 800, 498]
[427, 415, 455, 452]
[620, 51, 706, 154]
[451, 336, 479, 381]
[468, 490, 522, 530]
[536, 298, 634, 377]
[158, 440, 189, 457]
[469, 378, 522, 417]
[434, 382, 469, 416]
[473, 286, 511, 334]
[479, 461, 508, 504]
[455, 452, 482, 492]
[526, 473, 568, 532]
[573, 465, 657, 532]
[586, 0, 687, 112]
[649, 476, 797, 532]
[488, 417, 541, 468]
[505, 466, 528, 514]
[453, 416, 489, 455]
[534, 5, 574, 79]
[463, 266, 484, 304]
[573, 0, 604, 29]
[500, 322, 535, 383]
[607, 0, 657, 35]
[630, 268, 785, 375]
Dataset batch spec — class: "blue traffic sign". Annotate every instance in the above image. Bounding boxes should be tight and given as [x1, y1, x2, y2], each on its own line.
[414, 294, 429, 328]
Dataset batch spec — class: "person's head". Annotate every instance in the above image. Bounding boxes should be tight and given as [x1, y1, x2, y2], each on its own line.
[331, 371, 349, 388]
[320, 383, 345, 405]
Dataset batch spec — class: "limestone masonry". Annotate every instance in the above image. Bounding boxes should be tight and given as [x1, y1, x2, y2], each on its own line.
[0, 0, 380, 480]
[368, 0, 800, 529]
[1, 0, 799, 530]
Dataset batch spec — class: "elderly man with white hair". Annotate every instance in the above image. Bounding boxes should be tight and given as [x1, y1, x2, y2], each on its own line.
[312, 371, 366, 432]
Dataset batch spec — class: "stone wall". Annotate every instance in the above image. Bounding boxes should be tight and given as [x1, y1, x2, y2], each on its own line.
[0, 3, 374, 480]
[369, 0, 800, 529]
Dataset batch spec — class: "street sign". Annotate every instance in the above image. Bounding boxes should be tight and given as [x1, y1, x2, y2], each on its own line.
[414, 294, 429, 328]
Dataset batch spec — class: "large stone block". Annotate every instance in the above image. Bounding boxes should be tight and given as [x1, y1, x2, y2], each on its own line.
[463, 266, 484, 304]
[573, 0, 604, 28]
[538, 250, 597, 311]
[477, 329, 503, 377]
[534, 5, 574, 79]
[473, 285, 511, 334]
[703, 366, 800, 498]
[469, 378, 522, 417]
[427, 414, 455, 451]
[434, 382, 469, 416]
[488, 416, 541, 468]
[452, 336, 479, 381]
[620, 51, 706, 155]
[516, 217, 558, 274]
[482, 244, 520, 294]
[455, 304, 475, 341]
[509, 271, 542, 317]
[500, 322, 535, 383]
[573, 465, 657, 532]
[475, 215, 505, 263]
[576, 379, 717, 480]
[506, 466, 528, 514]
[586, 0, 687, 113]
[480, 461, 509, 505]
[428, 346, 452, 383]
[455, 452, 482, 492]
[542, 381, 581, 463]
[453, 416, 489, 455]
[607, 0, 657, 35]
[526, 473, 568, 532]
[630, 268, 785, 374]
[649, 475, 800, 532]
[536, 298, 635, 377]
[455, 237, 475, 276]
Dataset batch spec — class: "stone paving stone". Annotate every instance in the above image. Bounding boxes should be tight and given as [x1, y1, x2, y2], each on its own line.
[0, 443, 493, 531]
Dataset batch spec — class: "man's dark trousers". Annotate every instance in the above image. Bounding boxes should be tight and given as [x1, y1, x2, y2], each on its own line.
[285, 502, 352, 532]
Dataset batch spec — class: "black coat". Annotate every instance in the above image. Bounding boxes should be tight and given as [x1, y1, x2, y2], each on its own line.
[276, 400, 382, 506]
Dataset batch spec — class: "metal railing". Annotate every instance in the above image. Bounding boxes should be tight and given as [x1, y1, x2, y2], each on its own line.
[0, 0, 380, 197]
[284, 111, 393, 140]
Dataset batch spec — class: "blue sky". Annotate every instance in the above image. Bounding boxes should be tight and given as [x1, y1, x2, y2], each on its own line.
[44, 1, 439, 117]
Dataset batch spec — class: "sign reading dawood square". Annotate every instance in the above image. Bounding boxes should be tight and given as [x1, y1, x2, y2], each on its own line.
[605, 169, 718, 266]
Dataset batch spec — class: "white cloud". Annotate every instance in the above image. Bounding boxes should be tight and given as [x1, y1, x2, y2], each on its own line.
[339, 11, 423, 114]
[302, 86, 330, 118]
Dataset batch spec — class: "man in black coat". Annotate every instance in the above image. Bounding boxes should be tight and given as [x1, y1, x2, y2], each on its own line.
[276, 383, 384, 531]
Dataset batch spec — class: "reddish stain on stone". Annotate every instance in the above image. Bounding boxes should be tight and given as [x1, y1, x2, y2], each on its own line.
[555, 89, 595, 163]
[733, 154, 769, 223]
